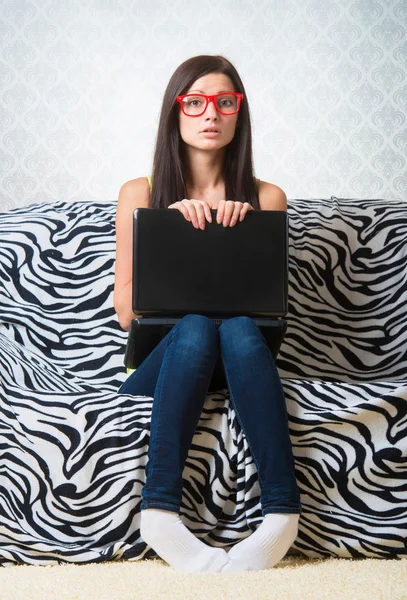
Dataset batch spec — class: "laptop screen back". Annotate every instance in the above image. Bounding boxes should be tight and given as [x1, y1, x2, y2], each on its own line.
[132, 208, 288, 317]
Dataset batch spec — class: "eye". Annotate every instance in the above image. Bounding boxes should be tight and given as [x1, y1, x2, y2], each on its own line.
[216, 94, 238, 111]
[184, 96, 204, 107]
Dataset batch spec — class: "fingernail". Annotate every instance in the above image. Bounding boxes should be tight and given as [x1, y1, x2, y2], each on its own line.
[223, 221, 227, 227]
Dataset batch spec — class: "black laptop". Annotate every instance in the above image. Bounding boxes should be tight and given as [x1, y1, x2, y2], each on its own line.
[124, 208, 289, 390]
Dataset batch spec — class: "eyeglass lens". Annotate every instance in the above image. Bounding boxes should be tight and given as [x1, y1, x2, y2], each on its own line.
[181, 94, 239, 116]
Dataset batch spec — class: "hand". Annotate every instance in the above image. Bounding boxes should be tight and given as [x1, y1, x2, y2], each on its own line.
[216, 200, 254, 227]
[168, 199, 212, 230]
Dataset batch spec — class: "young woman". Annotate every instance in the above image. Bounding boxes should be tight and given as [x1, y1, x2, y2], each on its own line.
[114, 55, 302, 574]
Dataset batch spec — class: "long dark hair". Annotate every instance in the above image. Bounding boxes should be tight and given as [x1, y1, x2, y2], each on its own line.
[149, 55, 259, 210]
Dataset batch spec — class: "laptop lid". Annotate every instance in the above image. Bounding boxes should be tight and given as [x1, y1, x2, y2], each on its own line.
[132, 208, 288, 318]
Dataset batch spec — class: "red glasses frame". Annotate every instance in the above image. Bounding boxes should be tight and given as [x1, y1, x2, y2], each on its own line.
[176, 92, 244, 117]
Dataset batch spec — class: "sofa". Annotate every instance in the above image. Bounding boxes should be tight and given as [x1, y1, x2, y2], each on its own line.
[0, 196, 406, 565]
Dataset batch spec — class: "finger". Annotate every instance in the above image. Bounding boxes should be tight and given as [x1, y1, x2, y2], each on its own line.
[239, 202, 253, 221]
[222, 201, 237, 227]
[173, 200, 193, 223]
[186, 204, 200, 228]
[204, 201, 213, 222]
[191, 199, 212, 223]
[168, 202, 191, 221]
[229, 202, 243, 227]
[216, 200, 226, 224]
[181, 199, 199, 225]
[194, 204, 207, 230]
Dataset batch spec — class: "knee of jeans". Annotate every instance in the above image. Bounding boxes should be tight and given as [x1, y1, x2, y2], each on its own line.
[219, 316, 260, 353]
[218, 316, 255, 339]
[178, 314, 217, 331]
[175, 314, 218, 351]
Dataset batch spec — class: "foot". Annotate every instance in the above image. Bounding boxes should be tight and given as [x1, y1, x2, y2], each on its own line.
[221, 513, 299, 573]
[141, 508, 230, 573]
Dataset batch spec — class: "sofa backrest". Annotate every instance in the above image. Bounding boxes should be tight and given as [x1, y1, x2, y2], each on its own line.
[0, 200, 127, 391]
[1, 197, 406, 387]
[278, 197, 407, 383]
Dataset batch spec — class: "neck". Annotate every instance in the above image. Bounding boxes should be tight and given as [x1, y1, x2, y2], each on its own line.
[183, 148, 226, 204]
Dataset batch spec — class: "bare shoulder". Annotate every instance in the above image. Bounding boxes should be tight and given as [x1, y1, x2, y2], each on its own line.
[117, 177, 150, 213]
[257, 179, 287, 211]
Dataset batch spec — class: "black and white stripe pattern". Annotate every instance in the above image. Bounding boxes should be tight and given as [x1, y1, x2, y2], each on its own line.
[0, 197, 406, 564]
[280, 198, 407, 383]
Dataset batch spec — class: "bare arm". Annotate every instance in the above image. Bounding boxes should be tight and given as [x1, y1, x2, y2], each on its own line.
[113, 177, 150, 331]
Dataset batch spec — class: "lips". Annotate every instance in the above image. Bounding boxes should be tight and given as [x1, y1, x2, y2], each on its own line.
[200, 128, 220, 133]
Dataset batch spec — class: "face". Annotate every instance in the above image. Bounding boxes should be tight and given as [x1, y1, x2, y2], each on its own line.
[177, 73, 239, 153]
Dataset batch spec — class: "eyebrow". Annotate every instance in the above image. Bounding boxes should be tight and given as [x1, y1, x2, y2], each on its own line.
[187, 89, 233, 94]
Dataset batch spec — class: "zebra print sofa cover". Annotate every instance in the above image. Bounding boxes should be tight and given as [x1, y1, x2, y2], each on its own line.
[0, 197, 406, 565]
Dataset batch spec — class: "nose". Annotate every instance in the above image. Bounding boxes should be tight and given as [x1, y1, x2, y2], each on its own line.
[204, 99, 218, 118]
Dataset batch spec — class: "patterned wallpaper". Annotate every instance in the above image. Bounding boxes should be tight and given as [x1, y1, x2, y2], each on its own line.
[0, 0, 406, 211]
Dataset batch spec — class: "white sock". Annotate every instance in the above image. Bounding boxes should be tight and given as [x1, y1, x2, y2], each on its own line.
[140, 508, 230, 573]
[221, 513, 299, 573]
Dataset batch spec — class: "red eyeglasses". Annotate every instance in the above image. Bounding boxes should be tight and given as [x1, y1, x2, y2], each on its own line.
[176, 92, 243, 117]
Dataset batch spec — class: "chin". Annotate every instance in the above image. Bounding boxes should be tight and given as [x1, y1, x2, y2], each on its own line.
[184, 142, 222, 152]
[198, 138, 232, 150]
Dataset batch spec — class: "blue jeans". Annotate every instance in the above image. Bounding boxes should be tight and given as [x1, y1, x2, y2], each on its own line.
[119, 314, 302, 516]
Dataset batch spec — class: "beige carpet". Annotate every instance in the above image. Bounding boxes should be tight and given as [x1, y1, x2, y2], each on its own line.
[1, 556, 406, 600]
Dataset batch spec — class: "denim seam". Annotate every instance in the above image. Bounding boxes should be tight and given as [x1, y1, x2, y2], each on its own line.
[263, 506, 302, 515]
[141, 501, 180, 512]
[146, 326, 177, 482]
[263, 504, 302, 509]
